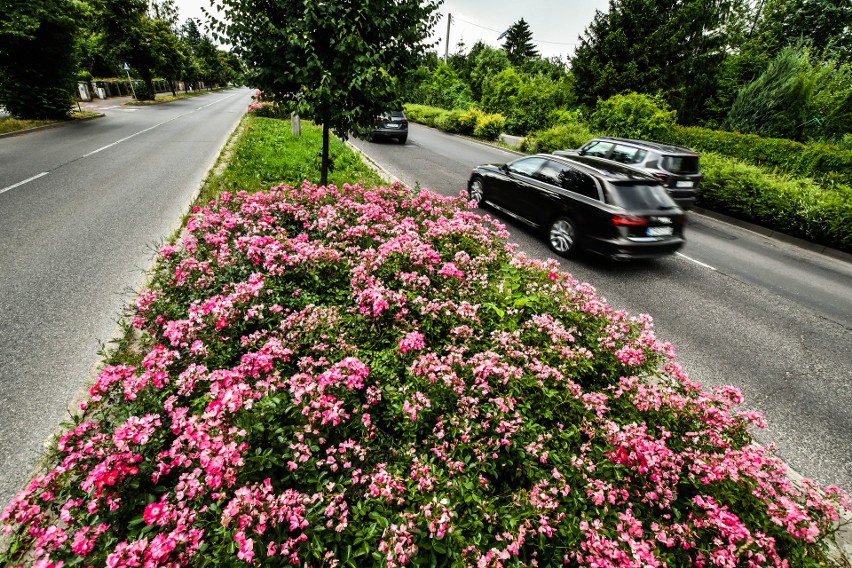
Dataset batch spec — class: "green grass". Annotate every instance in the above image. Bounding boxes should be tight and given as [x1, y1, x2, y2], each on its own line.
[198, 115, 384, 204]
[0, 117, 57, 135]
[0, 111, 102, 135]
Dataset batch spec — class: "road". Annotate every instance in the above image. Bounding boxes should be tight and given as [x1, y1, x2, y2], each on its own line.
[0, 88, 253, 507]
[351, 123, 852, 493]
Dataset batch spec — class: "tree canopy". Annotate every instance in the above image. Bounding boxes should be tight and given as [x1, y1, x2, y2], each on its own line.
[570, 0, 747, 124]
[0, 0, 80, 118]
[213, 0, 442, 185]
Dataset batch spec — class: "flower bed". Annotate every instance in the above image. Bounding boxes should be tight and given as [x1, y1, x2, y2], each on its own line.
[2, 182, 849, 567]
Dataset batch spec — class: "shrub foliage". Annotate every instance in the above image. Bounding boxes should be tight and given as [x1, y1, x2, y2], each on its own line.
[1, 182, 848, 567]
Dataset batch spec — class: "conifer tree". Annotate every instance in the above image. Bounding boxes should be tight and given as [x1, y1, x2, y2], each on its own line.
[502, 18, 539, 66]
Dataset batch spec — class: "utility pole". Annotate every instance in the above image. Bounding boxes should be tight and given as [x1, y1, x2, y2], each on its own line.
[444, 13, 453, 63]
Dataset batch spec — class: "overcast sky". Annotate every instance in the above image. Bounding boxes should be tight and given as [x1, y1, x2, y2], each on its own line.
[171, 0, 612, 59]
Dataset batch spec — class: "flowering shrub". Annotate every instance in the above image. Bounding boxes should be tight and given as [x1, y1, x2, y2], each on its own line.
[247, 90, 286, 119]
[2, 181, 849, 567]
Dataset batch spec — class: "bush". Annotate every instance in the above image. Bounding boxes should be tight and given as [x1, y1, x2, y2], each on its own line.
[434, 109, 465, 134]
[590, 92, 677, 140]
[132, 82, 155, 101]
[457, 108, 484, 135]
[698, 152, 852, 252]
[403, 103, 446, 128]
[2, 181, 847, 567]
[473, 112, 505, 140]
[521, 122, 594, 153]
[669, 125, 852, 187]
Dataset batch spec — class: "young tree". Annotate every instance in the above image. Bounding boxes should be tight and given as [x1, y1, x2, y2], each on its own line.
[214, 0, 442, 185]
[502, 18, 539, 66]
[0, 0, 80, 119]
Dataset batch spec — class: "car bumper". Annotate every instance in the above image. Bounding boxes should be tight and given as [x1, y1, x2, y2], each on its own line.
[584, 235, 685, 260]
[372, 127, 407, 138]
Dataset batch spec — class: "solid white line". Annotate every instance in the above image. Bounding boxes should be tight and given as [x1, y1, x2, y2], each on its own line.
[0, 172, 49, 195]
[676, 252, 717, 271]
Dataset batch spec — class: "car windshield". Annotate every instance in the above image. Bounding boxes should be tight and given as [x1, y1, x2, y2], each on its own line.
[608, 183, 678, 210]
[661, 155, 699, 174]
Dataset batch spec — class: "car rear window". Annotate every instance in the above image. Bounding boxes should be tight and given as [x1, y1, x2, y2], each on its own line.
[661, 155, 700, 174]
[390, 111, 406, 119]
[607, 183, 677, 209]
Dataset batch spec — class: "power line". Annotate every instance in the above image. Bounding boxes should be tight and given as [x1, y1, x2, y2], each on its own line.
[447, 14, 581, 47]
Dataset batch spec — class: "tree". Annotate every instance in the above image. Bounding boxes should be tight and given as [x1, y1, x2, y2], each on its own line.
[214, 0, 442, 186]
[756, 0, 852, 62]
[469, 43, 510, 102]
[570, 0, 748, 124]
[95, 0, 158, 100]
[502, 18, 539, 66]
[724, 46, 815, 138]
[0, 0, 80, 119]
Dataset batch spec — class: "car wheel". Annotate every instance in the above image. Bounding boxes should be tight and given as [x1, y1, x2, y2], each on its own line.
[548, 216, 579, 257]
[468, 177, 485, 207]
[398, 135, 407, 144]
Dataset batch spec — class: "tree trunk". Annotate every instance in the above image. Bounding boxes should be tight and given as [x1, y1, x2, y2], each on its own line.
[168, 79, 176, 97]
[321, 121, 330, 186]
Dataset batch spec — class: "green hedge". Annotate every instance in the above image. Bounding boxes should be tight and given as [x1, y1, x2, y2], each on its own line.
[404, 104, 506, 141]
[698, 152, 852, 252]
[669, 125, 852, 187]
[520, 122, 594, 153]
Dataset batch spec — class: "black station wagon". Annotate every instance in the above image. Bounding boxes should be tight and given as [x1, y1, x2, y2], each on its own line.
[467, 154, 686, 260]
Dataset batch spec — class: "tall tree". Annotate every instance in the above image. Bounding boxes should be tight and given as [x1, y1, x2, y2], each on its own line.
[502, 18, 539, 66]
[95, 0, 158, 99]
[570, 0, 748, 124]
[756, 0, 852, 62]
[213, 0, 442, 185]
[0, 0, 80, 118]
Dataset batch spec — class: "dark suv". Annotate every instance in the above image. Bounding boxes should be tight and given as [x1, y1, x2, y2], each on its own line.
[370, 111, 408, 144]
[554, 137, 702, 209]
[467, 153, 686, 261]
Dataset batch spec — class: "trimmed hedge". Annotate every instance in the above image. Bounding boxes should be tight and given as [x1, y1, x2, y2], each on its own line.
[521, 123, 594, 154]
[404, 104, 506, 141]
[669, 125, 852, 188]
[698, 152, 852, 252]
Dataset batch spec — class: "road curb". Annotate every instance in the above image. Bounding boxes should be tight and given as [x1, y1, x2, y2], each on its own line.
[0, 113, 105, 140]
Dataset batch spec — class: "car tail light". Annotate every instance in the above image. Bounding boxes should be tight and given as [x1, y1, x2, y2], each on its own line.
[399, 119, 408, 125]
[653, 173, 670, 184]
[611, 214, 647, 227]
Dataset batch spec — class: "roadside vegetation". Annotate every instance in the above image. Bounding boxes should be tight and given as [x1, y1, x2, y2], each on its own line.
[406, 96, 852, 254]
[1, 108, 850, 567]
[0, 111, 102, 136]
[400, 0, 851, 254]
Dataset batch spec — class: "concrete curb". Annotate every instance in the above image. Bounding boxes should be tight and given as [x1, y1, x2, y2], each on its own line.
[0, 113, 105, 139]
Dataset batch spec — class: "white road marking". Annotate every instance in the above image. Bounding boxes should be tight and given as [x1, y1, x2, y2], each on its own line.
[0, 172, 49, 195]
[676, 252, 717, 271]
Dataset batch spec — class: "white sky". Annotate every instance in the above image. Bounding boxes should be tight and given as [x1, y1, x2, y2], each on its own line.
[171, 0, 612, 59]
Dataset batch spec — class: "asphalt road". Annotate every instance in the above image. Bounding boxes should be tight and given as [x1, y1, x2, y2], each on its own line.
[350, 123, 852, 493]
[0, 88, 254, 507]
